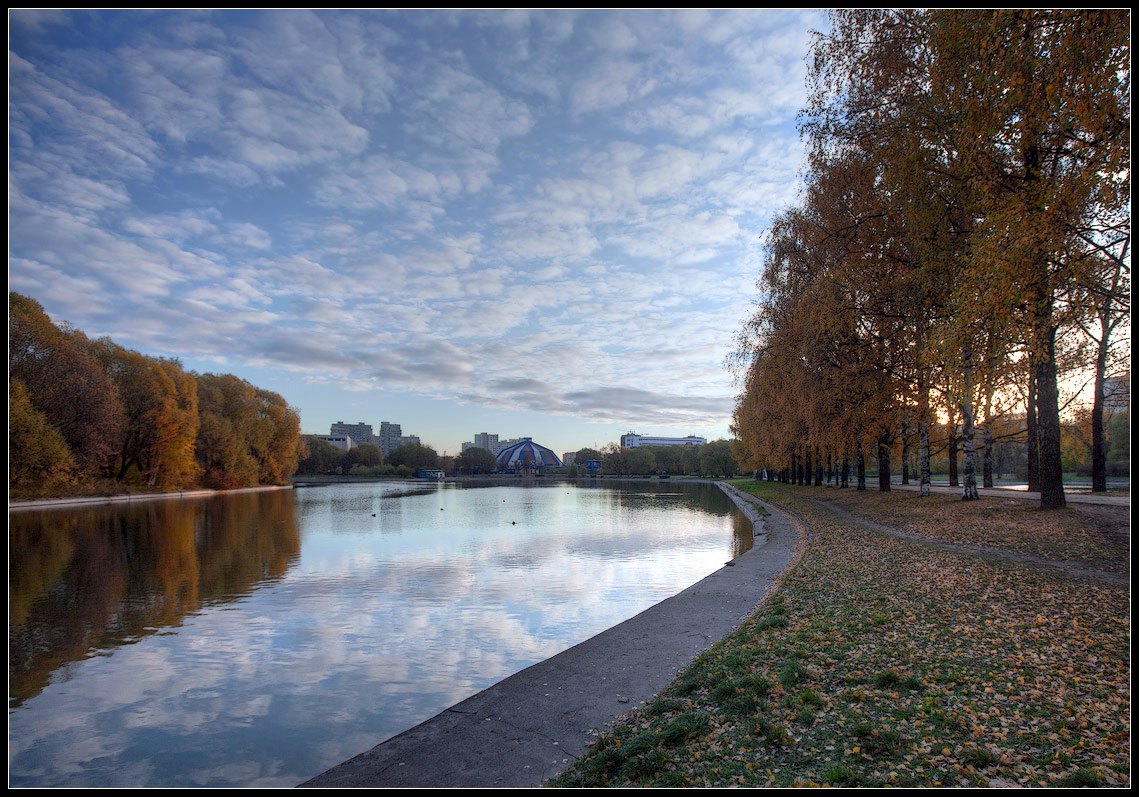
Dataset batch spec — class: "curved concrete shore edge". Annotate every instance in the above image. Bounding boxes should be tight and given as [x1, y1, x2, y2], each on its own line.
[301, 481, 802, 788]
[8, 484, 293, 513]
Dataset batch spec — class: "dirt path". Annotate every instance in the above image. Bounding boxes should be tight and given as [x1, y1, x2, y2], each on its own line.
[800, 495, 1130, 586]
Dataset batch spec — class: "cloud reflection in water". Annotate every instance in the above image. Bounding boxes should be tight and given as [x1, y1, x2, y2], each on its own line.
[8, 481, 748, 787]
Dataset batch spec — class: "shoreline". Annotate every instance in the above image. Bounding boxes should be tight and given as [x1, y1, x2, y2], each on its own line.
[8, 483, 293, 513]
[300, 481, 803, 788]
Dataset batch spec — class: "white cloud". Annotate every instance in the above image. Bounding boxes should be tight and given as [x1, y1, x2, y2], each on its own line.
[7, 8, 823, 444]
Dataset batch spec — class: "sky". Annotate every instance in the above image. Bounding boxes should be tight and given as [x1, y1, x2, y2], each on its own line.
[9, 9, 828, 457]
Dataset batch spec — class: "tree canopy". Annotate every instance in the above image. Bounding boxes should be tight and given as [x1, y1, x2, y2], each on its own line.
[8, 292, 302, 498]
[455, 446, 498, 474]
[732, 10, 1130, 508]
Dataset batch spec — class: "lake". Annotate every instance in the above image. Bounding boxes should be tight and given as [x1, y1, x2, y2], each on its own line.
[8, 479, 750, 787]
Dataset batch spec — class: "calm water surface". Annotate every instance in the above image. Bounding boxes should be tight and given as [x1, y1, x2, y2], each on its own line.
[8, 480, 750, 787]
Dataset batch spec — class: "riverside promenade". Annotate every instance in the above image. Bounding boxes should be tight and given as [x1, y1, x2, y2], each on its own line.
[301, 483, 802, 788]
[891, 482, 1130, 508]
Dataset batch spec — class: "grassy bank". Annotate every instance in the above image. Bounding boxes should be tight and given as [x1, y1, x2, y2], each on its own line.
[551, 481, 1130, 788]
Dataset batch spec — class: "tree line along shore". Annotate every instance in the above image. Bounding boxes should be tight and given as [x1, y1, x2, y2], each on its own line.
[730, 10, 1129, 510]
[10, 292, 302, 500]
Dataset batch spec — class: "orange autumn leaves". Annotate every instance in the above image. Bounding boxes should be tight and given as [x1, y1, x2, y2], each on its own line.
[10, 293, 302, 497]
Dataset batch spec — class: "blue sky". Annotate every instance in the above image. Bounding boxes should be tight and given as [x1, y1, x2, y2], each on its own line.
[9, 9, 826, 456]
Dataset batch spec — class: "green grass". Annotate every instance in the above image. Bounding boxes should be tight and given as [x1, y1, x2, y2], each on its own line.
[550, 481, 1130, 788]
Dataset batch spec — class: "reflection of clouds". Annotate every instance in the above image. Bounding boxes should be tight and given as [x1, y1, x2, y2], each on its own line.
[9, 483, 749, 787]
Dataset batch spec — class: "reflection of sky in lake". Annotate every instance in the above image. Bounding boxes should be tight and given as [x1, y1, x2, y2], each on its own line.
[8, 482, 747, 787]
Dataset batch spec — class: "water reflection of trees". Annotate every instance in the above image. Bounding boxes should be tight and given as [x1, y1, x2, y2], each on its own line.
[8, 492, 300, 706]
[731, 511, 754, 559]
[590, 481, 739, 517]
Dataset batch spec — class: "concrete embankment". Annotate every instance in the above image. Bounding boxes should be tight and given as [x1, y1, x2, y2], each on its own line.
[8, 484, 293, 513]
[301, 482, 802, 788]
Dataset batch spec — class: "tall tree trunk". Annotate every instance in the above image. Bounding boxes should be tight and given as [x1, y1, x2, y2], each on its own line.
[980, 390, 995, 489]
[1090, 314, 1110, 493]
[877, 429, 891, 492]
[1036, 332, 1066, 509]
[825, 447, 833, 485]
[841, 453, 849, 489]
[947, 408, 959, 487]
[960, 344, 979, 500]
[856, 432, 866, 491]
[982, 423, 994, 488]
[919, 374, 931, 497]
[814, 447, 823, 486]
[1026, 366, 1040, 492]
[901, 415, 911, 485]
[960, 408, 978, 499]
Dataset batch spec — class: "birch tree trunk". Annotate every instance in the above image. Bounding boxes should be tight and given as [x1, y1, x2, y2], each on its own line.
[877, 429, 891, 492]
[960, 344, 980, 500]
[980, 382, 995, 488]
[901, 415, 911, 485]
[1090, 313, 1110, 492]
[947, 406, 959, 487]
[982, 423, 994, 488]
[919, 373, 931, 497]
[1026, 366, 1039, 493]
[1035, 329, 1066, 509]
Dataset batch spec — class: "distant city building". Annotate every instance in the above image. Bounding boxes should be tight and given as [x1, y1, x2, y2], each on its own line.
[563, 452, 576, 466]
[1104, 374, 1130, 415]
[313, 434, 353, 451]
[463, 432, 501, 453]
[378, 422, 403, 455]
[467, 436, 523, 455]
[331, 421, 374, 446]
[396, 435, 421, 450]
[492, 437, 523, 455]
[495, 438, 563, 472]
[620, 432, 707, 448]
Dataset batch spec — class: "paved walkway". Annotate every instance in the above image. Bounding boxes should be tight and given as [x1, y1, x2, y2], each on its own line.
[890, 482, 1130, 507]
[300, 484, 802, 788]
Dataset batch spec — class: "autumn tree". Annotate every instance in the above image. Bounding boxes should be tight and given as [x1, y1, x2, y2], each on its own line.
[1073, 250, 1131, 491]
[735, 11, 1128, 510]
[296, 436, 344, 475]
[931, 9, 1130, 508]
[8, 380, 76, 497]
[194, 374, 301, 488]
[89, 340, 201, 489]
[9, 293, 125, 482]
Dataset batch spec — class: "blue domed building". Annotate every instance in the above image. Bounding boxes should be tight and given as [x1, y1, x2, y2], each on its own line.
[495, 438, 562, 473]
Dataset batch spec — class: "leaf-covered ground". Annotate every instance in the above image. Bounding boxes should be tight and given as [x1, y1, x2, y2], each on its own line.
[550, 481, 1130, 788]
[826, 488, 1129, 574]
